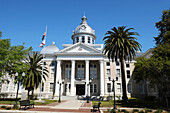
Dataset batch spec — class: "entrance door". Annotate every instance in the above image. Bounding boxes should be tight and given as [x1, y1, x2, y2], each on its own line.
[76, 84, 85, 95]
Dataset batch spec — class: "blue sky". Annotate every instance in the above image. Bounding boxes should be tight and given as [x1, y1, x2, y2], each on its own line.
[0, 0, 170, 52]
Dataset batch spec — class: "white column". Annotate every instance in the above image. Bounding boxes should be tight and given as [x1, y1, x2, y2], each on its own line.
[100, 60, 104, 96]
[55, 60, 61, 96]
[85, 60, 89, 96]
[70, 60, 75, 96]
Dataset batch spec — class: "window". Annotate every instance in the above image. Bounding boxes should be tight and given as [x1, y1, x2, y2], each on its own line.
[106, 62, 110, 66]
[116, 69, 120, 77]
[50, 61, 55, 66]
[90, 84, 93, 93]
[116, 62, 119, 66]
[126, 64, 130, 68]
[6, 83, 9, 91]
[92, 38, 94, 44]
[127, 70, 130, 78]
[90, 64, 97, 79]
[107, 69, 111, 77]
[50, 83, 53, 92]
[117, 83, 121, 93]
[77, 64, 84, 79]
[107, 83, 111, 93]
[51, 68, 55, 78]
[127, 84, 131, 93]
[82, 36, 85, 43]
[90, 84, 97, 93]
[65, 64, 71, 79]
[76, 37, 79, 43]
[88, 37, 90, 43]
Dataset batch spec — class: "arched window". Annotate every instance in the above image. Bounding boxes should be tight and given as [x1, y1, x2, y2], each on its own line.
[92, 38, 94, 44]
[88, 37, 90, 43]
[76, 37, 79, 43]
[82, 36, 85, 43]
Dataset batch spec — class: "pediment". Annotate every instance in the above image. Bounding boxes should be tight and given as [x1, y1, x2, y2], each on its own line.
[58, 42, 101, 54]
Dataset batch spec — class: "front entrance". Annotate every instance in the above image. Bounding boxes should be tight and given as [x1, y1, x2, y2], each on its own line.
[76, 84, 85, 95]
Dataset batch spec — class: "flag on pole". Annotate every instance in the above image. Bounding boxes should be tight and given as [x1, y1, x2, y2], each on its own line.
[39, 26, 47, 48]
[42, 32, 46, 40]
[39, 39, 46, 48]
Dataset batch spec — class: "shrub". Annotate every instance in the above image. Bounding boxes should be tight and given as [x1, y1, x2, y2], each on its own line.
[145, 108, 152, 113]
[13, 105, 19, 109]
[139, 110, 144, 113]
[132, 109, 139, 113]
[1, 106, 6, 108]
[121, 109, 127, 112]
[154, 109, 163, 113]
[110, 109, 116, 113]
[6, 107, 11, 110]
[107, 96, 113, 101]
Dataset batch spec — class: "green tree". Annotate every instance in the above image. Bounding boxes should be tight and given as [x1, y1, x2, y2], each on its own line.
[24, 53, 48, 99]
[8, 44, 31, 107]
[103, 26, 141, 102]
[154, 8, 170, 45]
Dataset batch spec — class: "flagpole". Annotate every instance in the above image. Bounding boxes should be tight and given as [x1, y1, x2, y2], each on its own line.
[39, 25, 47, 101]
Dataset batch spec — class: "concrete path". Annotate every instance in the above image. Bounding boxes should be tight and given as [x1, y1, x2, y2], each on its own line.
[51, 100, 83, 109]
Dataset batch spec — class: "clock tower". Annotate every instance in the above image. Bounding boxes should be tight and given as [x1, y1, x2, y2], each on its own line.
[71, 16, 96, 44]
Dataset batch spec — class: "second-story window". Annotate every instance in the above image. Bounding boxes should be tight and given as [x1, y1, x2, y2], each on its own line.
[88, 37, 90, 43]
[76, 37, 79, 43]
[82, 36, 85, 43]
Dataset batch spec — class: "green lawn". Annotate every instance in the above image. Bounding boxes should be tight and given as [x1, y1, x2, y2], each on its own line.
[92, 98, 168, 109]
[0, 99, 58, 105]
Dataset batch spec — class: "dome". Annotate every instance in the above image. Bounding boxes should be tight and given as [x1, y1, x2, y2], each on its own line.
[41, 42, 59, 54]
[74, 16, 95, 34]
[72, 16, 96, 40]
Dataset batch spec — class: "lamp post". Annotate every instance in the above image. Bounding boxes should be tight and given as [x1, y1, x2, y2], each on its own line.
[58, 80, 64, 103]
[14, 72, 25, 107]
[108, 77, 118, 110]
[86, 79, 92, 103]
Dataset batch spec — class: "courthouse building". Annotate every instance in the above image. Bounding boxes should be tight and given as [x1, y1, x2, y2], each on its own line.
[0, 16, 138, 99]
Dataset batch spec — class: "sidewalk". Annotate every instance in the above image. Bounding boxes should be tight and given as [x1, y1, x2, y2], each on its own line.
[0, 100, 96, 113]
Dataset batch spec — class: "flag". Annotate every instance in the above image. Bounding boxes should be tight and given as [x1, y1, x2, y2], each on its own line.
[39, 39, 46, 48]
[42, 32, 46, 40]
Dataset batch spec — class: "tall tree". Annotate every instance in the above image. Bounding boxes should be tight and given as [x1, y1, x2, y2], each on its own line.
[154, 8, 170, 45]
[103, 26, 141, 102]
[24, 53, 48, 99]
[8, 44, 31, 107]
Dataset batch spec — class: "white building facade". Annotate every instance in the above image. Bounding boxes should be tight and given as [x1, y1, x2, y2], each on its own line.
[0, 16, 135, 99]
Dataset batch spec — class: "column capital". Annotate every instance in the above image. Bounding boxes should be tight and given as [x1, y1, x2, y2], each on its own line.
[71, 60, 75, 63]
[99, 60, 104, 64]
[85, 60, 89, 63]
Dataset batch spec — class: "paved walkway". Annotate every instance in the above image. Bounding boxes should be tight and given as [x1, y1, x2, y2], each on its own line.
[0, 100, 97, 113]
[51, 100, 83, 109]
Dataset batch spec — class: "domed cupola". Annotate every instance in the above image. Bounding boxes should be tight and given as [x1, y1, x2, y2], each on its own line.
[71, 16, 96, 44]
[41, 42, 59, 55]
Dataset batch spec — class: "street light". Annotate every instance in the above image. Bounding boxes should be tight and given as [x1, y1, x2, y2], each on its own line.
[58, 80, 64, 103]
[86, 79, 92, 103]
[108, 77, 118, 110]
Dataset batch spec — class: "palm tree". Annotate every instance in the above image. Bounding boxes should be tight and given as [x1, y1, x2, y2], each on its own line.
[103, 26, 141, 102]
[24, 53, 48, 99]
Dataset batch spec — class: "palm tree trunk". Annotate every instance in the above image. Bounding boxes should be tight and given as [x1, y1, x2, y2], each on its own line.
[27, 89, 30, 100]
[120, 57, 128, 102]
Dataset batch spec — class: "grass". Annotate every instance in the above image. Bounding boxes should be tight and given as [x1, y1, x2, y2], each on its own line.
[92, 98, 169, 109]
[0, 99, 57, 105]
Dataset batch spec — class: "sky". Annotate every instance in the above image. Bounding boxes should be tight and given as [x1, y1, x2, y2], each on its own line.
[0, 0, 170, 52]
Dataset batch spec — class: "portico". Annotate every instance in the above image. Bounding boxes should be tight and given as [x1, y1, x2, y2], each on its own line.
[55, 58, 104, 96]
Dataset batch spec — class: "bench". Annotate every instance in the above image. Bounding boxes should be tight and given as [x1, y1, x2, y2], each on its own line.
[19, 100, 34, 110]
[91, 101, 101, 112]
